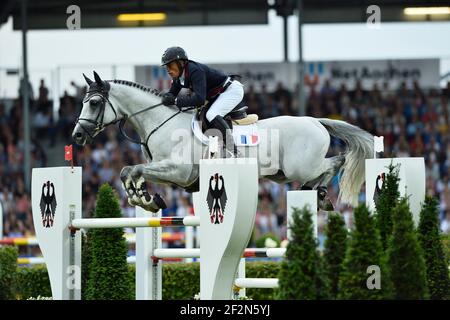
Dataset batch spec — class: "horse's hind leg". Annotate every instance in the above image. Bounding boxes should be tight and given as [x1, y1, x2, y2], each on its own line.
[301, 174, 335, 211]
[302, 155, 345, 211]
[314, 154, 345, 188]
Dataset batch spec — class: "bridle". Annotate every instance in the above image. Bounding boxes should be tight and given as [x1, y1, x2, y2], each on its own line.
[76, 91, 121, 138]
[76, 88, 193, 161]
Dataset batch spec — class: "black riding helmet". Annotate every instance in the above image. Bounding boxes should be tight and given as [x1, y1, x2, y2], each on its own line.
[161, 47, 188, 78]
[161, 46, 188, 66]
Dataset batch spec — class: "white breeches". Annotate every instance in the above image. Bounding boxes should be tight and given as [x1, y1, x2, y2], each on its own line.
[206, 80, 244, 122]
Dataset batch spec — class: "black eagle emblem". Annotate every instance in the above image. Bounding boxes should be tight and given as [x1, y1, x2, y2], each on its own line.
[373, 172, 385, 207]
[40, 181, 57, 228]
[206, 173, 227, 224]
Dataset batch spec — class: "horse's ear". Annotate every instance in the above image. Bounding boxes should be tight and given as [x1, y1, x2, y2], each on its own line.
[93, 71, 102, 85]
[83, 73, 93, 86]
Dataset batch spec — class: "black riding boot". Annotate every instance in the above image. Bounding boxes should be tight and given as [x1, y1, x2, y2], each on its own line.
[209, 115, 238, 157]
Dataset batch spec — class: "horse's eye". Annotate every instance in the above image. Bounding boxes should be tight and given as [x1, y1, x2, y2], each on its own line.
[90, 99, 99, 106]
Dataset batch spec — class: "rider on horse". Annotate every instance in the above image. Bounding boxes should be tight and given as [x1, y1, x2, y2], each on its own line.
[160, 46, 244, 157]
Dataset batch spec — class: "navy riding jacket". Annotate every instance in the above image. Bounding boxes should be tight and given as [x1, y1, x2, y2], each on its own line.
[168, 60, 228, 108]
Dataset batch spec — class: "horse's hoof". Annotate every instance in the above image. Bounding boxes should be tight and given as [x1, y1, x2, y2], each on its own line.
[153, 193, 167, 210]
[140, 203, 159, 213]
[318, 197, 334, 211]
[132, 194, 142, 205]
[317, 186, 327, 200]
[127, 197, 139, 207]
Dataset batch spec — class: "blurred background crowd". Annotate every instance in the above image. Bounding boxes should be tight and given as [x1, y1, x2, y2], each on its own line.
[1, 77, 450, 248]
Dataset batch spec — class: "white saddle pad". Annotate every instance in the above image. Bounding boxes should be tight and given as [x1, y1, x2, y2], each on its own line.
[191, 116, 260, 147]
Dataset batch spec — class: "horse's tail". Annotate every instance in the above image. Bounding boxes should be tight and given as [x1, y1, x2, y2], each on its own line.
[318, 118, 374, 207]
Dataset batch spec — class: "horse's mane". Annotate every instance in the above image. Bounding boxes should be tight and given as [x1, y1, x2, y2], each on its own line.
[109, 79, 162, 97]
[108, 79, 196, 114]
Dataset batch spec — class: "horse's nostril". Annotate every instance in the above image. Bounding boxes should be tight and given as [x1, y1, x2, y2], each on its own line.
[75, 132, 83, 138]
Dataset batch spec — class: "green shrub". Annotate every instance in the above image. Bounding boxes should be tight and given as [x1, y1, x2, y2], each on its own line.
[129, 261, 278, 300]
[417, 196, 449, 299]
[245, 261, 281, 300]
[84, 184, 134, 300]
[277, 206, 330, 299]
[161, 263, 200, 299]
[129, 263, 200, 300]
[338, 204, 392, 299]
[15, 265, 51, 299]
[387, 197, 428, 299]
[441, 234, 450, 268]
[13, 260, 283, 300]
[0, 246, 18, 299]
[323, 212, 348, 299]
[375, 162, 400, 250]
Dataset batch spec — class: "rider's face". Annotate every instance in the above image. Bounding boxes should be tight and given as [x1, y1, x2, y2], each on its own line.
[165, 61, 181, 79]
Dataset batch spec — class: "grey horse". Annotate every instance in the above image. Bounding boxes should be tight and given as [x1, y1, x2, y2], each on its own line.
[72, 72, 374, 212]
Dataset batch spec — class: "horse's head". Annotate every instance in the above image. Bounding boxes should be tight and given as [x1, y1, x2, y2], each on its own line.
[72, 71, 121, 145]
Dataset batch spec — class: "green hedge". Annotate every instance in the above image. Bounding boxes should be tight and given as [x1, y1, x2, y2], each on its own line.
[128, 263, 200, 299]
[15, 265, 52, 300]
[129, 261, 280, 300]
[245, 261, 281, 299]
[8, 237, 447, 300]
[442, 234, 450, 268]
[0, 246, 18, 300]
[10, 261, 279, 300]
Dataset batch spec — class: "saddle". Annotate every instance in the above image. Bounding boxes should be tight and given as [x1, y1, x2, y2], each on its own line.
[196, 101, 258, 133]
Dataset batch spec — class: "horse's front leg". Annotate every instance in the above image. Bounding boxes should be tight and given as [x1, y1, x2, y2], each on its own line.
[120, 166, 142, 207]
[129, 161, 194, 213]
[119, 165, 163, 213]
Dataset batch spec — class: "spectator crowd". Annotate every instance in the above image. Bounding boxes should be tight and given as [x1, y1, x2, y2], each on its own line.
[1, 77, 450, 249]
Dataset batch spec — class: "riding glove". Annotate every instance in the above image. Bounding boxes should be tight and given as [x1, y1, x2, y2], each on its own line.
[162, 93, 176, 106]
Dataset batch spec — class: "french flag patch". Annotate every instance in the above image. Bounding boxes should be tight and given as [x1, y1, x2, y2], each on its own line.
[232, 124, 260, 147]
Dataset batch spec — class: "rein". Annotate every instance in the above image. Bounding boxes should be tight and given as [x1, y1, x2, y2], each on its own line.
[119, 104, 195, 161]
